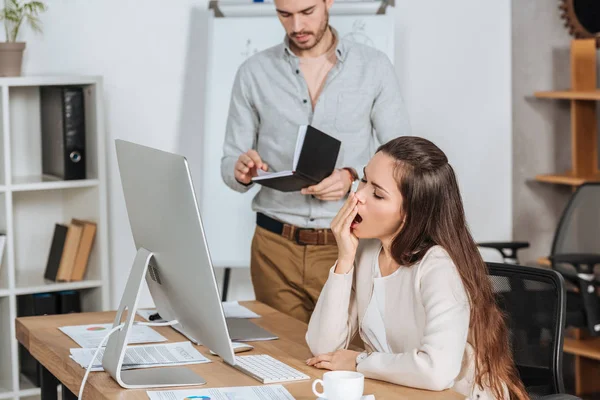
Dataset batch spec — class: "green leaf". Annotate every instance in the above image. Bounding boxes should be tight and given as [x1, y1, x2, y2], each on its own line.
[1, 0, 47, 41]
[4, 9, 21, 21]
[25, 14, 41, 33]
[25, 2, 47, 15]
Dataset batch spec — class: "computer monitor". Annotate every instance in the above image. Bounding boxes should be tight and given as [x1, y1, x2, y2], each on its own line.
[102, 139, 240, 389]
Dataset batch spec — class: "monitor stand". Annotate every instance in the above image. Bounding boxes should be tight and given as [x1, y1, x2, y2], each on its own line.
[101, 247, 206, 389]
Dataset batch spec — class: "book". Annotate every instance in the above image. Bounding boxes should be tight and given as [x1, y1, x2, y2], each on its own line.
[55, 221, 84, 282]
[70, 219, 97, 281]
[44, 224, 69, 281]
[251, 125, 341, 192]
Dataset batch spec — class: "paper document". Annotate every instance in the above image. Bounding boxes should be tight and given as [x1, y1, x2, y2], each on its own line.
[137, 302, 260, 321]
[146, 385, 294, 400]
[59, 323, 167, 348]
[70, 341, 210, 371]
[254, 126, 307, 182]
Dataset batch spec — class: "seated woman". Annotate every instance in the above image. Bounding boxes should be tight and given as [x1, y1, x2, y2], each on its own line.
[306, 136, 527, 400]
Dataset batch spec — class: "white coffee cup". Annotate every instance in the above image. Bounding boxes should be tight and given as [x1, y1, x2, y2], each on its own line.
[312, 371, 364, 400]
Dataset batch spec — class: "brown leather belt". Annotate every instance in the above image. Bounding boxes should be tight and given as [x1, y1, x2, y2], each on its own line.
[256, 212, 336, 246]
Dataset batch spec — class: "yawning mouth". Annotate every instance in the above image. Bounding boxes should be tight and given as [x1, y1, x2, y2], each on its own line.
[351, 214, 363, 228]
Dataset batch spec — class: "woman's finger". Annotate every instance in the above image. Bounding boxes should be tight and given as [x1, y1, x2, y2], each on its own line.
[338, 194, 358, 225]
[314, 361, 333, 370]
[332, 193, 357, 233]
[343, 205, 359, 231]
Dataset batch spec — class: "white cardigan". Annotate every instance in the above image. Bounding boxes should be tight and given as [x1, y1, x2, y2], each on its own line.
[306, 239, 504, 399]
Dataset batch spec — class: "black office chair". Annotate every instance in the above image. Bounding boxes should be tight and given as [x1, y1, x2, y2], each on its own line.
[544, 183, 600, 337]
[487, 262, 580, 399]
[479, 241, 530, 264]
[480, 183, 600, 267]
[481, 183, 600, 337]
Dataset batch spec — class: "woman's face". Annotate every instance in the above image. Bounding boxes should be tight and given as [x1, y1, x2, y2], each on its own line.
[351, 152, 404, 241]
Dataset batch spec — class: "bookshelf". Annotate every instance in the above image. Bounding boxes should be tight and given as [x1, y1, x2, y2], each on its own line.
[533, 39, 600, 187]
[0, 76, 110, 400]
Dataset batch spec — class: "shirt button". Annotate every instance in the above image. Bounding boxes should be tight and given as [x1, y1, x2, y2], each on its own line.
[309, 218, 315, 222]
[296, 69, 299, 74]
[303, 99, 308, 104]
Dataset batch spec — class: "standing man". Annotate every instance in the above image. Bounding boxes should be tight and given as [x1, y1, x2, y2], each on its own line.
[221, 0, 410, 323]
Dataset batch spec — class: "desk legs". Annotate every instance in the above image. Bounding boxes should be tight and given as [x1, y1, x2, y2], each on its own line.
[40, 367, 58, 400]
[221, 268, 231, 302]
[62, 385, 77, 400]
[40, 366, 76, 400]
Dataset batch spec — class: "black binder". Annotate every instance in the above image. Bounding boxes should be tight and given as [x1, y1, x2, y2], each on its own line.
[56, 290, 81, 314]
[40, 86, 86, 180]
[18, 293, 59, 387]
[251, 125, 341, 192]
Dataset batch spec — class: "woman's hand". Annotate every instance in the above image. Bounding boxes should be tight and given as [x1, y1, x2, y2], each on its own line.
[330, 192, 359, 274]
[307, 350, 361, 371]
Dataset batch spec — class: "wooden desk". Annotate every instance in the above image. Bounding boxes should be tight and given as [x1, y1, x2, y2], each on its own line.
[563, 331, 600, 396]
[16, 301, 462, 400]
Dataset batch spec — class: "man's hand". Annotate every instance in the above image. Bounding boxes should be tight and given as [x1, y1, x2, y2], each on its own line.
[234, 150, 268, 185]
[301, 169, 353, 201]
[306, 349, 361, 371]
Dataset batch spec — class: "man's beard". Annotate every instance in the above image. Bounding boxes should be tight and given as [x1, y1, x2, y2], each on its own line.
[289, 11, 329, 51]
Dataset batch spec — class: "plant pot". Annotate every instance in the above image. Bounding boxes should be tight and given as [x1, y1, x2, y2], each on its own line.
[0, 42, 26, 77]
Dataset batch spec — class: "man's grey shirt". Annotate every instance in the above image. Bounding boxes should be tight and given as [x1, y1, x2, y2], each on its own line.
[221, 33, 410, 229]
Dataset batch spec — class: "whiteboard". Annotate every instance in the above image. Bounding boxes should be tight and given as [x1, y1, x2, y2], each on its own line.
[198, 13, 395, 269]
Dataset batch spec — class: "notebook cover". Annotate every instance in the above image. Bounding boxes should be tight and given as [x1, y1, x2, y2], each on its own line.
[251, 125, 341, 192]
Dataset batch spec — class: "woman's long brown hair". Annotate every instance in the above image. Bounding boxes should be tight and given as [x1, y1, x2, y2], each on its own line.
[378, 136, 528, 400]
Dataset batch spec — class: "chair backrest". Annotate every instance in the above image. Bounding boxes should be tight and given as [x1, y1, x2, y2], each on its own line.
[486, 262, 567, 396]
[552, 183, 600, 257]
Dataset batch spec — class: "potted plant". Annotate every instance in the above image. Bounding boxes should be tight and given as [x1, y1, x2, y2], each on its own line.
[0, 0, 47, 77]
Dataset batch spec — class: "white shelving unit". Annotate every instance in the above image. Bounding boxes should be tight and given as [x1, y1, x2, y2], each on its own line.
[0, 76, 110, 400]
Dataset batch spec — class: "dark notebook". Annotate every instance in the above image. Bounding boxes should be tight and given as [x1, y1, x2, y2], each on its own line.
[251, 125, 341, 192]
[44, 223, 68, 281]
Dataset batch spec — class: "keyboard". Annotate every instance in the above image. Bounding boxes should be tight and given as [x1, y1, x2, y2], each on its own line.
[231, 354, 310, 384]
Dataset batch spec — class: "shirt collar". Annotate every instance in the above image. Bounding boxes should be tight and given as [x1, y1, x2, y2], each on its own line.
[283, 26, 347, 63]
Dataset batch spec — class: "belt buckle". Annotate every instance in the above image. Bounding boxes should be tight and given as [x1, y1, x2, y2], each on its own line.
[294, 228, 304, 245]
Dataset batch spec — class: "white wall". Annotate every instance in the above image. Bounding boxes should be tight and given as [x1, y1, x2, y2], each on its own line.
[395, 0, 512, 243]
[19, 0, 213, 307]
[17, 0, 511, 308]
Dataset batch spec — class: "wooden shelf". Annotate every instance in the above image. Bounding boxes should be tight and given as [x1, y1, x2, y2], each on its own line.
[536, 256, 551, 266]
[564, 337, 600, 361]
[535, 90, 600, 100]
[532, 40, 599, 188]
[534, 172, 600, 186]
